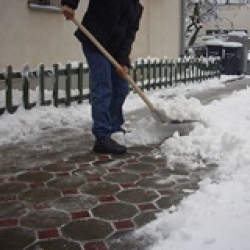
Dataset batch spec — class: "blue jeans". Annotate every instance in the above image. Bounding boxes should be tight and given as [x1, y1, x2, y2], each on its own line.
[83, 47, 129, 140]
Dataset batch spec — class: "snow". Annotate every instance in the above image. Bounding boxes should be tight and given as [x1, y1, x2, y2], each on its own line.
[135, 77, 250, 250]
[1, 74, 250, 249]
[228, 31, 248, 38]
[205, 39, 242, 48]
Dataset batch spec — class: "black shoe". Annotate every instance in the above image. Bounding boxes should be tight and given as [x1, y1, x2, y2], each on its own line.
[93, 137, 127, 154]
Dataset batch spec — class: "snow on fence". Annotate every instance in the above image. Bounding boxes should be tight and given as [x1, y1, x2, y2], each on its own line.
[0, 57, 221, 115]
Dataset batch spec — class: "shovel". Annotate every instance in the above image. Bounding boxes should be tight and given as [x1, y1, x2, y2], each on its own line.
[72, 17, 170, 123]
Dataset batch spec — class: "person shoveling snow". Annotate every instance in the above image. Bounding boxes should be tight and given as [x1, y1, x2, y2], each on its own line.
[62, 0, 200, 155]
[62, 0, 143, 155]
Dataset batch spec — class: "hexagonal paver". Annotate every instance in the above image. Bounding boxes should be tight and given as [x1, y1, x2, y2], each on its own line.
[42, 161, 77, 172]
[122, 163, 157, 173]
[17, 171, 53, 182]
[67, 153, 97, 163]
[80, 182, 120, 196]
[84, 241, 107, 250]
[74, 167, 105, 179]
[92, 202, 138, 220]
[156, 168, 175, 177]
[26, 238, 82, 250]
[134, 211, 158, 227]
[47, 175, 85, 190]
[0, 201, 27, 218]
[103, 172, 140, 184]
[19, 188, 61, 204]
[111, 151, 140, 160]
[62, 219, 113, 241]
[137, 176, 175, 189]
[0, 227, 35, 250]
[107, 231, 152, 250]
[20, 210, 70, 229]
[92, 158, 119, 168]
[0, 166, 25, 175]
[139, 155, 167, 164]
[52, 195, 98, 212]
[0, 182, 27, 195]
[93, 158, 125, 169]
[174, 180, 199, 191]
[156, 192, 187, 209]
[116, 188, 158, 204]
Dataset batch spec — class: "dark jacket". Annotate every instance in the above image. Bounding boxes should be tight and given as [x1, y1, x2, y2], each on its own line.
[61, 0, 143, 67]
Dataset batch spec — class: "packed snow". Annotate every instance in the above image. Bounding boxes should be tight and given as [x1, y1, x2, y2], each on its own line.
[1, 75, 250, 249]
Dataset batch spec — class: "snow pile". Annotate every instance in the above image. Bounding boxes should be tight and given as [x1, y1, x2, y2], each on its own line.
[0, 76, 231, 146]
[153, 94, 202, 122]
[135, 86, 250, 250]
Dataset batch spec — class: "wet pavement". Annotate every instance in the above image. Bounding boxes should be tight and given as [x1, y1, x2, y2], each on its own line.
[0, 129, 212, 250]
[0, 77, 249, 250]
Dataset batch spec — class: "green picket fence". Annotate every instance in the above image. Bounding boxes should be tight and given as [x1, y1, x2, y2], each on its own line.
[131, 57, 221, 91]
[0, 57, 221, 115]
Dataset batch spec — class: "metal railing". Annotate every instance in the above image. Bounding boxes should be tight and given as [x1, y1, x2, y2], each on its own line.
[0, 57, 221, 115]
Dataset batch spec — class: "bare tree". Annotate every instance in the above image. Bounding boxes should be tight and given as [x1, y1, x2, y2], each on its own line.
[185, 0, 249, 54]
[185, 0, 219, 54]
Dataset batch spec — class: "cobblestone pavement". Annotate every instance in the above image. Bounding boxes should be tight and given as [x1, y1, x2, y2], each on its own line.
[0, 128, 214, 250]
[0, 77, 249, 250]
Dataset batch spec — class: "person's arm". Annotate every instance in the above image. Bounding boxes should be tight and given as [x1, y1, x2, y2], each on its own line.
[116, 5, 143, 67]
[61, 0, 79, 20]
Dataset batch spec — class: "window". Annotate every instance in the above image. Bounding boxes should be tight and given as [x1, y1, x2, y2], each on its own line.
[216, 0, 250, 5]
[30, 0, 50, 5]
[28, 0, 61, 12]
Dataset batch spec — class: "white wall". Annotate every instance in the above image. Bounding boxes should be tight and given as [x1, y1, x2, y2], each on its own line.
[0, 0, 182, 70]
[201, 5, 250, 35]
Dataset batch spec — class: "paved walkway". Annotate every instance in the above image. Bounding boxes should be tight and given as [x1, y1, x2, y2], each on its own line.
[0, 77, 249, 250]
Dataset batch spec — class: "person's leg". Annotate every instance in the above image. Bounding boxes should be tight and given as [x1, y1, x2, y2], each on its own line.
[83, 47, 127, 154]
[109, 65, 129, 133]
[83, 47, 113, 140]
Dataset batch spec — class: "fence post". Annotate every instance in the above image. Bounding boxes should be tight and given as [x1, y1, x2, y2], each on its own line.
[180, 59, 184, 83]
[197, 58, 202, 81]
[6, 65, 18, 114]
[164, 59, 169, 87]
[140, 59, 145, 90]
[53, 63, 59, 107]
[194, 58, 199, 82]
[77, 62, 84, 103]
[66, 63, 71, 106]
[183, 58, 187, 84]
[152, 59, 157, 89]
[40, 64, 52, 106]
[200, 58, 204, 81]
[23, 75, 36, 110]
[216, 58, 221, 78]
[146, 58, 151, 90]
[0, 72, 5, 115]
[40, 64, 45, 105]
[132, 61, 138, 91]
[169, 60, 174, 86]
[159, 59, 163, 88]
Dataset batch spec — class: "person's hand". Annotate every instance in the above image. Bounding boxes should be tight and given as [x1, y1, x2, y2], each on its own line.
[62, 5, 75, 20]
[117, 65, 129, 78]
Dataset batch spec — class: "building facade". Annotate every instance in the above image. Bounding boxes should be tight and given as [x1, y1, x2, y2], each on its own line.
[0, 0, 184, 70]
[201, 3, 250, 36]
